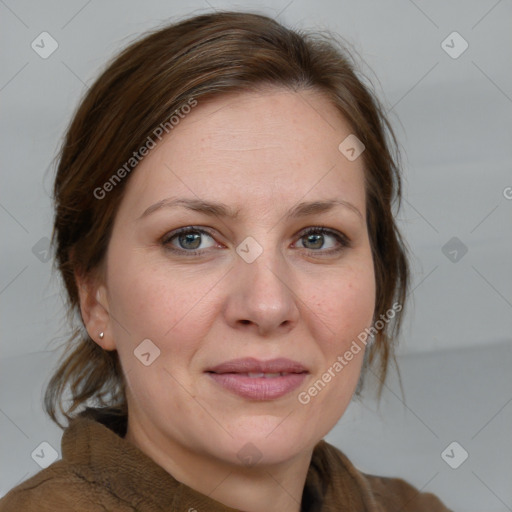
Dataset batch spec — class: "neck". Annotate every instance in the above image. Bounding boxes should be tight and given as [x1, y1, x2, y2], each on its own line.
[124, 419, 313, 512]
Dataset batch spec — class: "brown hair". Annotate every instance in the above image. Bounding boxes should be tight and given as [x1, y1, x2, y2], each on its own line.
[46, 10, 410, 428]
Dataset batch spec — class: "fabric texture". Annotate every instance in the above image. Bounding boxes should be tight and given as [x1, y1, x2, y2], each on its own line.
[0, 407, 453, 511]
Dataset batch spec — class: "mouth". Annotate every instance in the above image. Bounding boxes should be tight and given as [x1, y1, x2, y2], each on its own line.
[205, 358, 309, 400]
[222, 372, 297, 378]
[206, 357, 308, 375]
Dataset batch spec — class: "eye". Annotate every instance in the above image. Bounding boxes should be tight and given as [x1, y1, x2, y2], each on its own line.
[294, 227, 350, 255]
[161, 225, 350, 257]
[162, 227, 218, 254]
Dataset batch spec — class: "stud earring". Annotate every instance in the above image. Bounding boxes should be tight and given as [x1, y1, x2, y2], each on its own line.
[99, 332, 104, 339]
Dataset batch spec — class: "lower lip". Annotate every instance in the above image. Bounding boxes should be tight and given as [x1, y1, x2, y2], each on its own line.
[207, 372, 308, 400]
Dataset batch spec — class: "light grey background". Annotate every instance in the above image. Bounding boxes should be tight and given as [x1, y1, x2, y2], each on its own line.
[1, 1, 511, 510]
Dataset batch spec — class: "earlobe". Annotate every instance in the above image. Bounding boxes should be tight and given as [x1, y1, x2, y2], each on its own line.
[75, 270, 116, 351]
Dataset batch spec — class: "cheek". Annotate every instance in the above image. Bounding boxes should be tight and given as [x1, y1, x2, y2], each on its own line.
[106, 250, 219, 351]
[299, 263, 375, 439]
[340, 273, 375, 331]
[108, 268, 171, 336]
[309, 262, 376, 345]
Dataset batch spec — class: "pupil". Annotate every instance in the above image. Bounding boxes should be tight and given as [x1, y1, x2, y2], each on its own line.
[180, 232, 201, 250]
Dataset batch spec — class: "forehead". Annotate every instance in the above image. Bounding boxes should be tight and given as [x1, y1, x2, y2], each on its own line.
[117, 88, 366, 221]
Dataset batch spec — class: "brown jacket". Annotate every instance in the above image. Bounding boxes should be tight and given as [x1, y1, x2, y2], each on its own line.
[0, 407, 452, 511]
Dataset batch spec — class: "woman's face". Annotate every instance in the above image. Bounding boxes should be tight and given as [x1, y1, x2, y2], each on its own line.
[94, 88, 375, 466]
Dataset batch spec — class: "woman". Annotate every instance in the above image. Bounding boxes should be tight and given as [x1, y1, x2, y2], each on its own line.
[0, 11, 452, 512]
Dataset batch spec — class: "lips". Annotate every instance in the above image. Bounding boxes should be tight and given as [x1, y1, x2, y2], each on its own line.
[206, 357, 308, 400]
[206, 357, 308, 375]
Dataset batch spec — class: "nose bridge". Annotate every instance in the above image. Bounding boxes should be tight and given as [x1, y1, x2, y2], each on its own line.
[238, 234, 289, 299]
[228, 233, 299, 333]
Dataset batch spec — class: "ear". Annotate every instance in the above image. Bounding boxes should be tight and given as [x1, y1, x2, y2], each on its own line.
[75, 268, 116, 351]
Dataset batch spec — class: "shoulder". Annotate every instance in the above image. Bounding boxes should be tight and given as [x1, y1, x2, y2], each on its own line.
[361, 473, 454, 512]
[0, 461, 132, 512]
[316, 440, 453, 512]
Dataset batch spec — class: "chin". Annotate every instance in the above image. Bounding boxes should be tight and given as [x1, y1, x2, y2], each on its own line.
[210, 418, 316, 468]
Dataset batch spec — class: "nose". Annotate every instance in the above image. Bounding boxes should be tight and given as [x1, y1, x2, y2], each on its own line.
[223, 245, 300, 337]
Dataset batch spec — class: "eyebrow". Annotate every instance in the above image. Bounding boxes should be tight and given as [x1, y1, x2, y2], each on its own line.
[137, 197, 363, 221]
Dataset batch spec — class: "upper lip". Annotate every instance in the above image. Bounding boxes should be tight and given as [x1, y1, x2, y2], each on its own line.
[206, 357, 308, 374]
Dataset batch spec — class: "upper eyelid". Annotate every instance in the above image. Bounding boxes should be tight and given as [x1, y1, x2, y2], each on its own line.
[162, 226, 216, 243]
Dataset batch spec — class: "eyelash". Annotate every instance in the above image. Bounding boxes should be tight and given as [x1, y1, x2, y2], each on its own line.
[161, 226, 351, 257]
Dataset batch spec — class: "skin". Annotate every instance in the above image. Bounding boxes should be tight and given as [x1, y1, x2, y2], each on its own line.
[77, 87, 376, 512]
